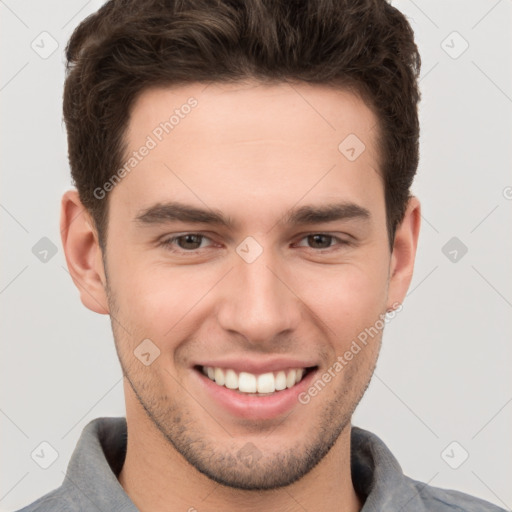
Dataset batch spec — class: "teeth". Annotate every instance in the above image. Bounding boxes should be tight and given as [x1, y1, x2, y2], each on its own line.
[257, 372, 275, 393]
[275, 371, 287, 391]
[238, 372, 257, 392]
[225, 369, 238, 389]
[202, 366, 309, 394]
[214, 367, 225, 386]
[286, 369, 296, 388]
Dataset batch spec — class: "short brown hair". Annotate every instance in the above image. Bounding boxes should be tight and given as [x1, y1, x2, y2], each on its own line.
[63, 0, 421, 249]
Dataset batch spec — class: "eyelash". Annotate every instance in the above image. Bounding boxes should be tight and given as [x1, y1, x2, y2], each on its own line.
[159, 233, 351, 254]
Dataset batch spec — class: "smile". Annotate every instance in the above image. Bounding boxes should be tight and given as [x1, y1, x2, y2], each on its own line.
[198, 365, 314, 395]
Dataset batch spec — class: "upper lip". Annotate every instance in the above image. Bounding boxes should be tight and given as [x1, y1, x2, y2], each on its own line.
[194, 357, 318, 375]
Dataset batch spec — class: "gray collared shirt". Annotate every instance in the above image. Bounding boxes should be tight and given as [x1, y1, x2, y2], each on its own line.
[15, 417, 505, 512]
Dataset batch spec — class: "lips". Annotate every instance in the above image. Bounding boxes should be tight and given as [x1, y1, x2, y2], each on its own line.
[190, 356, 319, 419]
[192, 361, 319, 420]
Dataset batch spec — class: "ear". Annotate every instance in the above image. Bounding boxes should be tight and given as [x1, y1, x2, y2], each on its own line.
[60, 189, 109, 315]
[386, 196, 421, 310]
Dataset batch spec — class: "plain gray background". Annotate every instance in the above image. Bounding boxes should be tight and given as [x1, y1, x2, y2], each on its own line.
[1, 1, 511, 510]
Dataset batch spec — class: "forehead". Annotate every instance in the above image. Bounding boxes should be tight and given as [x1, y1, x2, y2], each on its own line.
[113, 81, 384, 227]
[128, 81, 378, 149]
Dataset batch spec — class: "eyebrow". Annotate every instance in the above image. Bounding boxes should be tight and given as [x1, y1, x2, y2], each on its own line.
[134, 201, 371, 229]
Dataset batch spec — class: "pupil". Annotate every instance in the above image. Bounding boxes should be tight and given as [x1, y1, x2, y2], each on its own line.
[180, 234, 201, 249]
[309, 234, 331, 249]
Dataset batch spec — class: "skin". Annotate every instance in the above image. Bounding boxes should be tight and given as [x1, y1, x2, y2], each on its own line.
[61, 81, 421, 512]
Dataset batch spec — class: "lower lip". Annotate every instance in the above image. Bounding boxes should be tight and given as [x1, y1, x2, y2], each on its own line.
[193, 368, 318, 420]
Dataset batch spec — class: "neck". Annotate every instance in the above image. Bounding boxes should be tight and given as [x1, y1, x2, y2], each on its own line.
[118, 396, 363, 512]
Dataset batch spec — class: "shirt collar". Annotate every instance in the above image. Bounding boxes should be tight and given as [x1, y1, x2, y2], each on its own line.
[62, 417, 137, 511]
[350, 425, 430, 511]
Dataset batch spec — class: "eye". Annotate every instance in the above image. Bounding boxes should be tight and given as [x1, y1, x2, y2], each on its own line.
[295, 233, 348, 250]
[159, 232, 350, 254]
[160, 233, 214, 251]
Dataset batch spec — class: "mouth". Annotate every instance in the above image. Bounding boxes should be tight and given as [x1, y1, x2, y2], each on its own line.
[194, 365, 318, 397]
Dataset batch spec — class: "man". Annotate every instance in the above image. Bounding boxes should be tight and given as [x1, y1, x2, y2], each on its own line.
[16, 0, 505, 510]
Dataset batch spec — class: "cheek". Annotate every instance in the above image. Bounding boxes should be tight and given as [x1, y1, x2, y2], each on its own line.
[110, 261, 219, 338]
[291, 258, 389, 340]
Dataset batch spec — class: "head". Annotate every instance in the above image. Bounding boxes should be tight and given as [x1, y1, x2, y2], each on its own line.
[61, 0, 421, 491]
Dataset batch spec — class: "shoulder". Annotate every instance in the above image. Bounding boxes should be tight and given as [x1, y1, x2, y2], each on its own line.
[406, 475, 507, 512]
[13, 488, 73, 512]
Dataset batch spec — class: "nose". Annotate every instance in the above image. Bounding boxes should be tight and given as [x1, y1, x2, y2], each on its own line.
[216, 246, 301, 346]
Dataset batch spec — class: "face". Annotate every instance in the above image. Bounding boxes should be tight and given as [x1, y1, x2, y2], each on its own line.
[82, 82, 410, 489]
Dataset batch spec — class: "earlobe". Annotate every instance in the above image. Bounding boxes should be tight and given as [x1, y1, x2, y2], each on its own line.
[387, 196, 421, 310]
[60, 190, 110, 315]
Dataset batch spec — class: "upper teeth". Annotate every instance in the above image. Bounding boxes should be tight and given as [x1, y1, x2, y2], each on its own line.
[202, 366, 305, 393]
